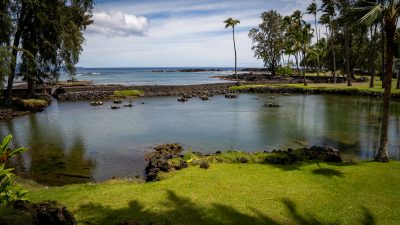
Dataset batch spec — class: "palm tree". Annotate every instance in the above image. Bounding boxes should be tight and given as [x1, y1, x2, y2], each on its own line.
[224, 18, 241, 85]
[308, 0, 320, 42]
[321, 0, 337, 83]
[307, 1, 321, 77]
[353, 0, 400, 162]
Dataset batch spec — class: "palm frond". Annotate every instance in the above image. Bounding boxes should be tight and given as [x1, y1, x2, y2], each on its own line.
[357, 5, 384, 25]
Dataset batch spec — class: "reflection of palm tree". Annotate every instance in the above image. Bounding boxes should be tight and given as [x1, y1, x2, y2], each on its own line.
[353, 1, 400, 162]
[224, 18, 241, 85]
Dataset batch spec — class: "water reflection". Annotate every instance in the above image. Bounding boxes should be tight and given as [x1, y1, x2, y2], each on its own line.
[3, 115, 95, 186]
[0, 94, 399, 185]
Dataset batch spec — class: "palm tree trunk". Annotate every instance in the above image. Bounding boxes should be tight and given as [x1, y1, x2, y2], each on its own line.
[396, 70, 400, 89]
[370, 25, 378, 88]
[302, 51, 307, 86]
[232, 26, 240, 85]
[376, 21, 395, 162]
[295, 53, 300, 76]
[345, 24, 352, 86]
[330, 20, 336, 83]
[314, 14, 319, 43]
[381, 20, 385, 87]
[26, 77, 34, 98]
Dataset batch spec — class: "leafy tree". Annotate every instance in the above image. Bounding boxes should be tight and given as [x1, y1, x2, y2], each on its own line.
[224, 18, 241, 85]
[3, 0, 93, 104]
[249, 10, 285, 75]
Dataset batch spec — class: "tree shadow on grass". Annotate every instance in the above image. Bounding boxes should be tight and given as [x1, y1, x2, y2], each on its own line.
[311, 168, 344, 178]
[74, 190, 376, 225]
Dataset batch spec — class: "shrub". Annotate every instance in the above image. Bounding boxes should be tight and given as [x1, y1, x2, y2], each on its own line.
[0, 135, 28, 205]
[276, 66, 293, 76]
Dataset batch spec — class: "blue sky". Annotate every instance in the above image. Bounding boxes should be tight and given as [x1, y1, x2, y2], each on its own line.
[79, 0, 317, 68]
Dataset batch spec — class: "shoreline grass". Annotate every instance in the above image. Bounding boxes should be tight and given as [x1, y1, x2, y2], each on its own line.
[229, 79, 400, 95]
[4, 160, 399, 225]
[113, 90, 144, 98]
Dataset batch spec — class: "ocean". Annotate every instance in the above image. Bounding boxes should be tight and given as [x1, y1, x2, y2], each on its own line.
[59, 67, 236, 85]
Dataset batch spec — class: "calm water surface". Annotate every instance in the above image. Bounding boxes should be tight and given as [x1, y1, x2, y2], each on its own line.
[1, 94, 400, 185]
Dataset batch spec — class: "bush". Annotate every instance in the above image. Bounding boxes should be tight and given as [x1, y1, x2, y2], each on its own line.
[276, 66, 293, 76]
[0, 135, 28, 205]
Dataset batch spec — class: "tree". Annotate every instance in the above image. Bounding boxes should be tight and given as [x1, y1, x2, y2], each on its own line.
[224, 18, 241, 85]
[321, 0, 338, 82]
[307, 1, 321, 77]
[308, 0, 320, 42]
[3, 0, 93, 104]
[337, 0, 353, 86]
[249, 10, 284, 75]
[353, 0, 400, 162]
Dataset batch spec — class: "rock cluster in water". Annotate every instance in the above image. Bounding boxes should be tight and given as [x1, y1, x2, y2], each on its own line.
[266, 146, 342, 165]
[144, 144, 186, 182]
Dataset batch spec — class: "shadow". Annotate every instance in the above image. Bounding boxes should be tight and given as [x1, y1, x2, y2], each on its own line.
[312, 168, 344, 178]
[361, 207, 376, 225]
[74, 190, 375, 225]
[281, 198, 331, 225]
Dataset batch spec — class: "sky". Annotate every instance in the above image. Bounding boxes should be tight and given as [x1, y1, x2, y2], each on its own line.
[78, 0, 318, 68]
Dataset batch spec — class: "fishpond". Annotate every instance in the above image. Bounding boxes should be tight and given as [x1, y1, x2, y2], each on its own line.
[1, 94, 400, 185]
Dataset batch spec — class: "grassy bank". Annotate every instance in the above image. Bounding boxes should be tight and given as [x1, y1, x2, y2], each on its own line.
[113, 90, 144, 98]
[230, 79, 400, 95]
[6, 161, 400, 225]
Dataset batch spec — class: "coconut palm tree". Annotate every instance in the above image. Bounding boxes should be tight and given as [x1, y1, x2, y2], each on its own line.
[352, 0, 400, 162]
[224, 17, 241, 85]
[307, 1, 321, 77]
[321, 0, 337, 83]
[308, 0, 320, 42]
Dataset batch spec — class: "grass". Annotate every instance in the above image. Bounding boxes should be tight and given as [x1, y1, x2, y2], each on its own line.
[14, 99, 49, 111]
[4, 161, 399, 225]
[113, 90, 144, 98]
[229, 78, 400, 95]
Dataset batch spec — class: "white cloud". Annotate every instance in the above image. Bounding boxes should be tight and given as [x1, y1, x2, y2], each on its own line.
[86, 10, 148, 37]
[79, 0, 323, 67]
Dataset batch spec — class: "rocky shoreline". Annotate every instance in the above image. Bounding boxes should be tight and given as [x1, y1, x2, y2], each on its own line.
[233, 85, 400, 100]
[53, 83, 235, 101]
[144, 144, 343, 182]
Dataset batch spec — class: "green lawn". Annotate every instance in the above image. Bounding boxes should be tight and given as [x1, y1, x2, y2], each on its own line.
[8, 161, 400, 225]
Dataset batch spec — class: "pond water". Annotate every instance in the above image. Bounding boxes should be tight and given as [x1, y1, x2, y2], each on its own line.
[1, 94, 400, 185]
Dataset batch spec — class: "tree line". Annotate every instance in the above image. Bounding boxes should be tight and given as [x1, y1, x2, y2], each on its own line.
[0, 0, 94, 106]
[241, 0, 400, 162]
[248, 0, 400, 88]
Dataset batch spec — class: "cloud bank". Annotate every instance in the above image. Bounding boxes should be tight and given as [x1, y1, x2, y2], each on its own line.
[86, 10, 148, 37]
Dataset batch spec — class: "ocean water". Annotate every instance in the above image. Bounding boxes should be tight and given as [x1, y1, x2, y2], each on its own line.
[60, 67, 236, 85]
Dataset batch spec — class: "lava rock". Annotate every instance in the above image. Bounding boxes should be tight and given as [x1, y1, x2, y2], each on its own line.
[199, 161, 209, 169]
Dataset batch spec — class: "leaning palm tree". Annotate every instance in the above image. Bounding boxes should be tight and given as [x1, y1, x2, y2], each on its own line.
[224, 17, 241, 85]
[352, 0, 400, 162]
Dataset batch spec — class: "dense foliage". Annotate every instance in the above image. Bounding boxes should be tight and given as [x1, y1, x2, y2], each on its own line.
[0, 0, 94, 104]
[0, 135, 28, 205]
